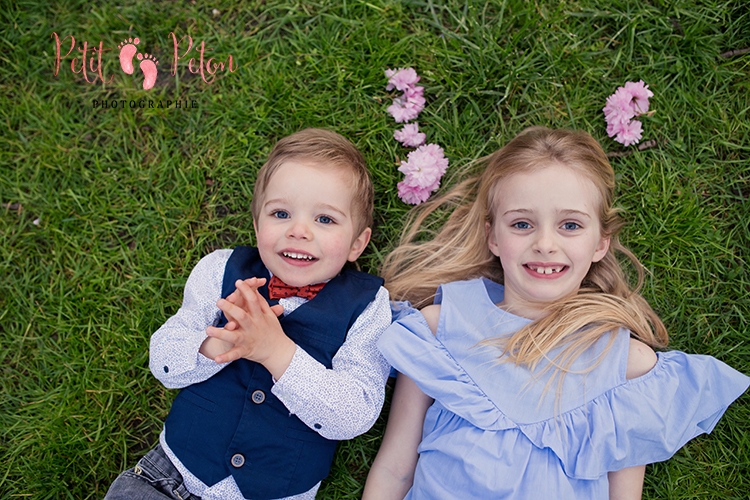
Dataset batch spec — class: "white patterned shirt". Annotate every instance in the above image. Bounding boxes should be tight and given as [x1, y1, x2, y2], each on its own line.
[149, 249, 392, 500]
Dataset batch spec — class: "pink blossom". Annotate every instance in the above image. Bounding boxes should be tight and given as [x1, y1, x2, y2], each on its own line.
[603, 80, 653, 146]
[623, 80, 653, 114]
[606, 119, 622, 138]
[394, 123, 426, 147]
[403, 85, 424, 99]
[397, 180, 433, 205]
[385, 67, 420, 92]
[614, 119, 643, 147]
[387, 100, 417, 123]
[387, 88, 426, 123]
[398, 143, 449, 191]
[603, 88, 636, 127]
[385, 67, 449, 204]
[607, 117, 643, 146]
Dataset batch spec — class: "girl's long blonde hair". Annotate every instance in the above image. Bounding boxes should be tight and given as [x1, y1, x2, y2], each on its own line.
[381, 127, 668, 371]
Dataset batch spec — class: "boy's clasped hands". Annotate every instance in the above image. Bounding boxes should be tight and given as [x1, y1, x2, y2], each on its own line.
[202, 277, 295, 379]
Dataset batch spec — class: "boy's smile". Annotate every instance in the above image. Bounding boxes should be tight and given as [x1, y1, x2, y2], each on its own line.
[254, 160, 371, 287]
[486, 162, 610, 319]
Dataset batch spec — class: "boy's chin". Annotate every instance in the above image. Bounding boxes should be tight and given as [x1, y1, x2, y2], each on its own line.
[265, 257, 352, 287]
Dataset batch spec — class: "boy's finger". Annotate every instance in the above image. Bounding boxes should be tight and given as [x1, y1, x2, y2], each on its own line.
[269, 304, 284, 317]
[241, 277, 266, 289]
[252, 285, 273, 313]
[240, 277, 258, 289]
[216, 298, 247, 324]
[206, 325, 237, 344]
[235, 279, 263, 315]
[215, 346, 244, 364]
[226, 289, 247, 310]
[230, 277, 271, 312]
[226, 276, 265, 305]
[226, 290, 239, 303]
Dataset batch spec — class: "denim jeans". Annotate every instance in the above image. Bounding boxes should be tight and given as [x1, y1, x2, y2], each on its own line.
[104, 444, 200, 500]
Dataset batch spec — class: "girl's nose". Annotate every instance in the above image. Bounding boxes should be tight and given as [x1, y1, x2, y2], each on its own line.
[532, 227, 557, 254]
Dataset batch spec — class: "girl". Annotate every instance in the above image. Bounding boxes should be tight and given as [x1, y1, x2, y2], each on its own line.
[364, 127, 749, 499]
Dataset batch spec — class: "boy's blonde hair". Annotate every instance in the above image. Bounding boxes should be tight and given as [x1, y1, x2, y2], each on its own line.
[382, 127, 668, 373]
[251, 128, 374, 237]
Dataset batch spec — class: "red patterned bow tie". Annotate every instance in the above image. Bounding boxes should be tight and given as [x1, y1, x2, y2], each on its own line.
[267, 276, 326, 300]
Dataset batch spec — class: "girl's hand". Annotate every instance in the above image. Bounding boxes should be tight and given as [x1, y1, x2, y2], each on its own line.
[206, 278, 294, 379]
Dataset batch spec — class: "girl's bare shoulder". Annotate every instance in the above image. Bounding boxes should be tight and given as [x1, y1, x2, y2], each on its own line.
[420, 304, 442, 335]
[626, 338, 658, 380]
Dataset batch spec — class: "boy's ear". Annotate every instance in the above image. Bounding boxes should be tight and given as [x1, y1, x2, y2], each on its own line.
[592, 236, 610, 263]
[347, 227, 372, 262]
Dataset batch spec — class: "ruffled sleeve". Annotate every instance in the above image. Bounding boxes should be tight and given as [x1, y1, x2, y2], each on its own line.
[377, 308, 517, 431]
[518, 350, 750, 479]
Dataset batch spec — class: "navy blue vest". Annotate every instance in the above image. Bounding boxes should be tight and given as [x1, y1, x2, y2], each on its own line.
[164, 246, 383, 499]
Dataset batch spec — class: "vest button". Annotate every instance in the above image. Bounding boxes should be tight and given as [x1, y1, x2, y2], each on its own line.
[231, 453, 245, 468]
[251, 390, 266, 404]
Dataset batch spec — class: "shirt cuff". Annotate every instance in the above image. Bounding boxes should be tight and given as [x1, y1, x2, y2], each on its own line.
[272, 345, 319, 399]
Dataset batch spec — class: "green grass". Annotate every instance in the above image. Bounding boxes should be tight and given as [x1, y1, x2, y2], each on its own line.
[1, 0, 748, 498]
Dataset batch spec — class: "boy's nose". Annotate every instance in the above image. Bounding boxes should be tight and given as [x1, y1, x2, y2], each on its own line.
[287, 221, 312, 240]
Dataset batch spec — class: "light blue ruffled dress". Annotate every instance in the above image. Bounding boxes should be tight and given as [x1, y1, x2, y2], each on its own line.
[378, 278, 749, 500]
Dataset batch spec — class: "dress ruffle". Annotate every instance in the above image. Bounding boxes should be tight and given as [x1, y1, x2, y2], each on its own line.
[519, 350, 749, 478]
[378, 309, 750, 478]
[379, 309, 518, 431]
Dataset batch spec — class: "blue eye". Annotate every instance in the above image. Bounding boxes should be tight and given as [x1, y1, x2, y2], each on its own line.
[316, 215, 334, 224]
[272, 210, 290, 219]
[562, 222, 580, 231]
[512, 221, 531, 230]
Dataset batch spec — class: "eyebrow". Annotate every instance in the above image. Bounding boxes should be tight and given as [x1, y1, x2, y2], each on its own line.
[263, 198, 348, 218]
[502, 208, 592, 219]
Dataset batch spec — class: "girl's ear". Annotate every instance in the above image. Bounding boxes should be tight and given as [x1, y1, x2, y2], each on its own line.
[486, 221, 501, 257]
[592, 236, 610, 262]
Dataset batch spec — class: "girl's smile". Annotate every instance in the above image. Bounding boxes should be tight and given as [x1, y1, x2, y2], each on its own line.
[523, 262, 569, 278]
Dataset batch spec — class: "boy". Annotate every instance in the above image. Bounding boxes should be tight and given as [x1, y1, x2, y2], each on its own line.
[105, 129, 392, 500]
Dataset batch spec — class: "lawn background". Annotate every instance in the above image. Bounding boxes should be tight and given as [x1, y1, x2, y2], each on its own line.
[1, 0, 748, 498]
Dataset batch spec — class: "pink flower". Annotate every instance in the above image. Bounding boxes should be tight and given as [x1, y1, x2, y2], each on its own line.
[394, 123, 426, 147]
[603, 80, 653, 146]
[385, 67, 420, 92]
[606, 119, 623, 138]
[623, 80, 653, 114]
[398, 143, 449, 191]
[614, 119, 643, 147]
[384, 67, 449, 204]
[387, 88, 426, 123]
[404, 85, 424, 99]
[603, 88, 636, 127]
[397, 180, 433, 205]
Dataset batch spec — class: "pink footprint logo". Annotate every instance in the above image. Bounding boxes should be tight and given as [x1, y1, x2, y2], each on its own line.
[137, 53, 159, 90]
[117, 37, 140, 75]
